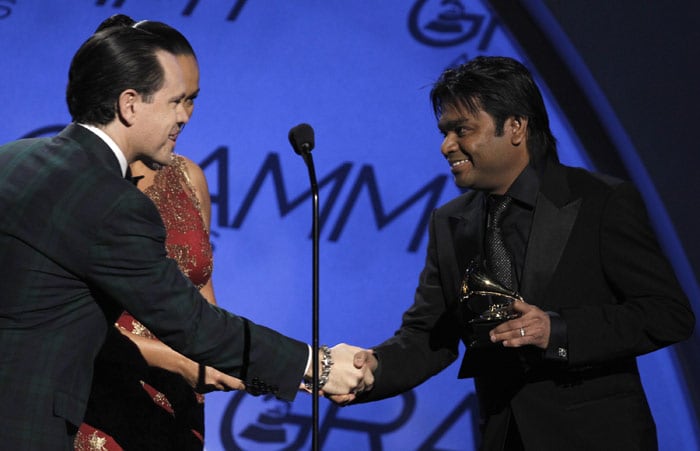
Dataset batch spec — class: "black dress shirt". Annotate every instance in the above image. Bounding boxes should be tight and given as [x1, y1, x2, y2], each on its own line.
[485, 165, 568, 361]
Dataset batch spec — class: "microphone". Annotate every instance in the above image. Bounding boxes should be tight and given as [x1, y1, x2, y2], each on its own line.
[288, 123, 315, 156]
[287, 122, 321, 451]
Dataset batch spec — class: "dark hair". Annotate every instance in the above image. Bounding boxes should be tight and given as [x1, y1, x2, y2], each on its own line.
[134, 20, 196, 58]
[430, 56, 559, 165]
[94, 13, 135, 31]
[66, 25, 168, 125]
[96, 14, 196, 58]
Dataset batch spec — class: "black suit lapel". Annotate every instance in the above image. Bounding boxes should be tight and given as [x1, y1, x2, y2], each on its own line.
[521, 164, 580, 304]
[448, 191, 484, 296]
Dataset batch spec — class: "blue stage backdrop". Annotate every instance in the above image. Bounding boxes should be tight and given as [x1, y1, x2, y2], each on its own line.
[1, 1, 696, 450]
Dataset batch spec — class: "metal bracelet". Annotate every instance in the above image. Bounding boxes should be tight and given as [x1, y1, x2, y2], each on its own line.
[305, 344, 333, 390]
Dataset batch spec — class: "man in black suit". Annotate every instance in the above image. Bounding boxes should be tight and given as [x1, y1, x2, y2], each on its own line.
[0, 23, 371, 449]
[337, 56, 694, 450]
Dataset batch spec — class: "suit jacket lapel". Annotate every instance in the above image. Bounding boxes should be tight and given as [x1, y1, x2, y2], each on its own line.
[521, 163, 581, 304]
[448, 190, 484, 296]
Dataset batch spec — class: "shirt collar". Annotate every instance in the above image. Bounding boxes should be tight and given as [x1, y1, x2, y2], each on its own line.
[504, 164, 540, 208]
[77, 123, 128, 177]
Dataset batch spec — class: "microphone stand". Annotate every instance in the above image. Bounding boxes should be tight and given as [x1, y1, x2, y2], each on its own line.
[300, 149, 321, 451]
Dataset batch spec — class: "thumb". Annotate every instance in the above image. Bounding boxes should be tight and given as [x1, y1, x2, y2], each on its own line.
[353, 350, 371, 368]
[512, 298, 529, 313]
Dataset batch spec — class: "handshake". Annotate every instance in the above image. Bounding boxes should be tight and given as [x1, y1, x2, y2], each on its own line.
[301, 343, 378, 404]
[195, 343, 378, 404]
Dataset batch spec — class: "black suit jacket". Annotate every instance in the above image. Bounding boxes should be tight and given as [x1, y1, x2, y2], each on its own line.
[0, 124, 308, 449]
[357, 160, 694, 450]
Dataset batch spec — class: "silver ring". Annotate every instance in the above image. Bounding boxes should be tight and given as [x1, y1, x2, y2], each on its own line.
[519, 327, 525, 337]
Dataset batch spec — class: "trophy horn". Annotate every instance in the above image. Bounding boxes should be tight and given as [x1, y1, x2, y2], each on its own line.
[459, 260, 523, 321]
[460, 260, 523, 303]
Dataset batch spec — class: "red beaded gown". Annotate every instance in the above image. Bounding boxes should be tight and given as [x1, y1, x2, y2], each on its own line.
[75, 156, 214, 450]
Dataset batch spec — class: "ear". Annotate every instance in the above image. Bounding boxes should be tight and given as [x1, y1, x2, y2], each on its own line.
[508, 116, 528, 146]
[116, 89, 139, 126]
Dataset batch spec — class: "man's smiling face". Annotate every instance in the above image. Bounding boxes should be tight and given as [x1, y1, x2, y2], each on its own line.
[438, 103, 529, 195]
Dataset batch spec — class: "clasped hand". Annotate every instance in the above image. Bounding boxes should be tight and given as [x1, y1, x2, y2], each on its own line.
[302, 343, 375, 402]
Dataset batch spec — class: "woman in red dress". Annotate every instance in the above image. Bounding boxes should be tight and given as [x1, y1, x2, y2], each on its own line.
[75, 16, 243, 450]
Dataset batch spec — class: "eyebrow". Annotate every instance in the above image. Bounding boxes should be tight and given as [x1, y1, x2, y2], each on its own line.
[437, 117, 468, 131]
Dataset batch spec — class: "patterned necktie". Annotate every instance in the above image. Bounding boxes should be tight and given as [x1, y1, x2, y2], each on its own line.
[485, 195, 513, 289]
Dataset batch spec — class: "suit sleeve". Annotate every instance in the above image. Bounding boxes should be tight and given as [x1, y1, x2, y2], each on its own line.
[562, 182, 694, 366]
[86, 189, 308, 401]
[357, 210, 461, 403]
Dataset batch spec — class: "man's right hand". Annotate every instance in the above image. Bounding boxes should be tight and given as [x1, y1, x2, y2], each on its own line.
[326, 348, 378, 405]
[303, 343, 376, 402]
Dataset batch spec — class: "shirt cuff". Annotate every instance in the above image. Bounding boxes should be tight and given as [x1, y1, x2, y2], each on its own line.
[304, 345, 312, 375]
[544, 312, 568, 361]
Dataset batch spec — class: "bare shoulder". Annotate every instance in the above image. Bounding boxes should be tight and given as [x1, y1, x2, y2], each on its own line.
[178, 155, 210, 197]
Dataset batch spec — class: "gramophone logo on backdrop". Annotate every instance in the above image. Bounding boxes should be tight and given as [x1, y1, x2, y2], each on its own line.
[0, 0, 15, 20]
[409, 0, 499, 50]
[219, 391, 416, 450]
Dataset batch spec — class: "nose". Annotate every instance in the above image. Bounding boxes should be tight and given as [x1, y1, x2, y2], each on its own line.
[441, 133, 458, 157]
[176, 102, 190, 127]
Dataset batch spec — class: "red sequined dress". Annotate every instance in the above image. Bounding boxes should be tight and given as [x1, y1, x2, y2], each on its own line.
[75, 156, 213, 450]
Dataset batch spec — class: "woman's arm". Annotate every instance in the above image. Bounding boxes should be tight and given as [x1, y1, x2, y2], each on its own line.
[117, 326, 245, 392]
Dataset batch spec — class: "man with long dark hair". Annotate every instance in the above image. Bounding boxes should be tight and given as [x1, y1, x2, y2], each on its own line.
[339, 56, 694, 450]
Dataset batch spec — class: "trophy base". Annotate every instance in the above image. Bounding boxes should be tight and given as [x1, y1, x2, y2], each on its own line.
[467, 318, 506, 348]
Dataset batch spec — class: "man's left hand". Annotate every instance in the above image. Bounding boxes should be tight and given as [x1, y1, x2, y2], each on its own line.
[489, 300, 550, 349]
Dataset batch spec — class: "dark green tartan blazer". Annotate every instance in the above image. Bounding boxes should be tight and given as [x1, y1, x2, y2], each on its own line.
[0, 124, 307, 449]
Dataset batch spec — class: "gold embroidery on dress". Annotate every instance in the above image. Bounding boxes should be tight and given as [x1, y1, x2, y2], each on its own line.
[168, 243, 196, 279]
[143, 155, 213, 288]
[87, 432, 108, 451]
[140, 380, 175, 415]
[74, 430, 108, 451]
[129, 319, 155, 339]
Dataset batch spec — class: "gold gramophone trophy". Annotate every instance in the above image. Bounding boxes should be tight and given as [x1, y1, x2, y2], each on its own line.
[459, 259, 523, 347]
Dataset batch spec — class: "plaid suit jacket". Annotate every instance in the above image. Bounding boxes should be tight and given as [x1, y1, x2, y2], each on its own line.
[0, 124, 307, 449]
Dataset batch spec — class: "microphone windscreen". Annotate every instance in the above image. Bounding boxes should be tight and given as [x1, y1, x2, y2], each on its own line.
[288, 123, 315, 155]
